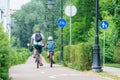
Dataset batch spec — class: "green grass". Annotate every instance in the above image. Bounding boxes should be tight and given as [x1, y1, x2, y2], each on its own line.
[104, 63, 120, 68]
[86, 71, 120, 80]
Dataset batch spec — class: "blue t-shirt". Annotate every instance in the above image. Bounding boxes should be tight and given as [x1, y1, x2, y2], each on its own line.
[47, 40, 54, 51]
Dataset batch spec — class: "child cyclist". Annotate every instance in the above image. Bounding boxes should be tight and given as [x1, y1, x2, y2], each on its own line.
[46, 36, 56, 63]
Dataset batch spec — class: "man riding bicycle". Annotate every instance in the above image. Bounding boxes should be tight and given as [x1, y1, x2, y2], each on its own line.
[30, 28, 45, 66]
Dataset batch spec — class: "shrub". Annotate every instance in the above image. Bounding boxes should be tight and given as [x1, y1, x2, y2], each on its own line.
[0, 24, 10, 80]
[63, 42, 93, 71]
[54, 51, 60, 63]
[0, 23, 31, 80]
[113, 40, 120, 63]
[9, 48, 31, 66]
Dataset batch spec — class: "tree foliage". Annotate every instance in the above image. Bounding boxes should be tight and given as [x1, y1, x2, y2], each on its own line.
[64, 0, 96, 45]
[0, 24, 10, 80]
[12, 1, 45, 47]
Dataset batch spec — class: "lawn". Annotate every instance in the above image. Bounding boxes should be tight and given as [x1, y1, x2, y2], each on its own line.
[104, 63, 120, 68]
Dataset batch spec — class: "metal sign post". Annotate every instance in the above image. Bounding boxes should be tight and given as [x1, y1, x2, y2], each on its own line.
[65, 5, 77, 45]
[57, 18, 67, 63]
[100, 20, 109, 65]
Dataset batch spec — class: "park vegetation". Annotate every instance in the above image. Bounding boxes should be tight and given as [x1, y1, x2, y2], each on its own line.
[0, 24, 31, 80]
[11, 0, 120, 70]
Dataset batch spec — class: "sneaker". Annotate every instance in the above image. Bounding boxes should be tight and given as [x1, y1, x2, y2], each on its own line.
[40, 63, 43, 66]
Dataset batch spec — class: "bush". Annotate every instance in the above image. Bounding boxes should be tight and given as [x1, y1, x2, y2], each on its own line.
[114, 40, 120, 63]
[0, 24, 10, 80]
[42, 51, 49, 62]
[63, 42, 93, 71]
[0, 24, 31, 80]
[9, 48, 31, 66]
[54, 51, 60, 63]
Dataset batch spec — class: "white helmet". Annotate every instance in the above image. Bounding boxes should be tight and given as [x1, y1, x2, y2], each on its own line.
[48, 36, 53, 40]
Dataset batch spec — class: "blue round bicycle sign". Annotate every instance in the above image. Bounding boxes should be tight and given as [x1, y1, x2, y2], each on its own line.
[100, 20, 109, 30]
[58, 18, 67, 28]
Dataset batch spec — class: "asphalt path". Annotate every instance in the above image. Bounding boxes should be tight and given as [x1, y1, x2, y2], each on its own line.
[9, 56, 112, 80]
[103, 66, 120, 77]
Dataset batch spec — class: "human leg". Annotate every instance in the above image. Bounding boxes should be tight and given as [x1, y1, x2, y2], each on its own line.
[47, 51, 50, 58]
[38, 45, 43, 66]
[39, 54, 43, 66]
[33, 47, 37, 58]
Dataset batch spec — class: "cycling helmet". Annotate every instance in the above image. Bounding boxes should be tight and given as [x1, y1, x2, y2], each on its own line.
[48, 36, 53, 40]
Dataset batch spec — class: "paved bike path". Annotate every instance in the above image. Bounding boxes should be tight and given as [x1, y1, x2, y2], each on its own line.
[103, 66, 120, 77]
[9, 56, 112, 80]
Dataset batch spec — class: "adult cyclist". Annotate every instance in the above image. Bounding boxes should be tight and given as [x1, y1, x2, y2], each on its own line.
[30, 28, 45, 66]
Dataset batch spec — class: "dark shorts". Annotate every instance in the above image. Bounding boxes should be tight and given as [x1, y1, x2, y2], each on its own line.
[49, 51, 54, 55]
[34, 44, 42, 54]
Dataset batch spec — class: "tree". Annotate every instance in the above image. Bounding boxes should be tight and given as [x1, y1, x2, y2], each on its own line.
[63, 0, 96, 45]
[12, 1, 45, 47]
[0, 24, 10, 80]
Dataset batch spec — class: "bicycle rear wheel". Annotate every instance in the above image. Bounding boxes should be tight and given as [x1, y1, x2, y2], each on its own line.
[36, 55, 40, 68]
[50, 53, 53, 68]
[36, 50, 40, 68]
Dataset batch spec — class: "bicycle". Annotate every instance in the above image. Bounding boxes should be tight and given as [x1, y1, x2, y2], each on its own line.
[35, 44, 44, 68]
[49, 51, 54, 68]
[35, 47, 40, 68]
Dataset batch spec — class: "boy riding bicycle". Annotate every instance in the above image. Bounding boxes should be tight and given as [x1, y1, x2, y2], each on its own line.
[46, 36, 56, 63]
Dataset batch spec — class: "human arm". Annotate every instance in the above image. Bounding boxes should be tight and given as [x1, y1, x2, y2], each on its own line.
[30, 34, 34, 46]
[40, 33, 46, 47]
[30, 38, 34, 46]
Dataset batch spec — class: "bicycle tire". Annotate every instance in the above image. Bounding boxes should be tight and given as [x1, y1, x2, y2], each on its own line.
[36, 50, 40, 68]
[50, 53, 53, 68]
[37, 56, 40, 68]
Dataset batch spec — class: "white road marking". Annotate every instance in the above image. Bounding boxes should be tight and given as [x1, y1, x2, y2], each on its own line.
[49, 76, 56, 78]
[41, 71, 45, 74]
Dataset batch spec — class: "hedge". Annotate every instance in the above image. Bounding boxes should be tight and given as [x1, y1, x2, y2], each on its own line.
[9, 48, 31, 66]
[63, 42, 93, 71]
[114, 40, 120, 63]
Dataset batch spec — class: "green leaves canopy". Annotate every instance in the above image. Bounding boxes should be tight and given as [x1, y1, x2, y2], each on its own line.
[12, 1, 45, 47]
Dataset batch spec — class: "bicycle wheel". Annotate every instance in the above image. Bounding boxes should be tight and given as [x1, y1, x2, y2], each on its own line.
[36, 50, 40, 68]
[50, 53, 53, 68]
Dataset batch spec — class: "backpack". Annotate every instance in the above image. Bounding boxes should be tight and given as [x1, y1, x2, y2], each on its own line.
[47, 41, 54, 50]
[35, 33, 42, 42]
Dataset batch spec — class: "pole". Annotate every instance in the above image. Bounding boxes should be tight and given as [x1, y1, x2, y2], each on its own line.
[70, 5, 72, 45]
[0, 9, 3, 22]
[52, 15, 54, 40]
[103, 31, 105, 66]
[60, 0, 63, 63]
[50, 10, 52, 37]
[69, 0, 72, 45]
[7, 0, 10, 43]
[92, 0, 102, 72]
